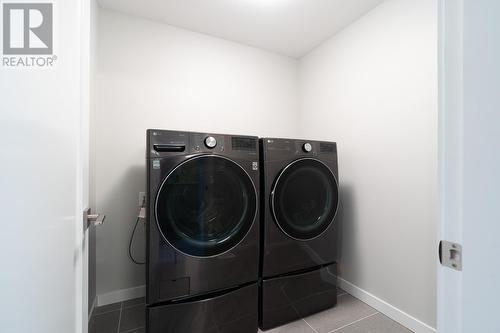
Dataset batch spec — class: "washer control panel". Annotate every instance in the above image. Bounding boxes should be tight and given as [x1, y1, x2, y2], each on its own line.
[149, 130, 258, 157]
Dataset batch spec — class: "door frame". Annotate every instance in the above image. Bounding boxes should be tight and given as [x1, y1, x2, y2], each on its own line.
[437, 0, 464, 332]
[79, 0, 96, 331]
[438, 0, 500, 331]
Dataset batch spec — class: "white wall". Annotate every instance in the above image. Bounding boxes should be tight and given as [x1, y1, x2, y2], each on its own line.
[93, 9, 299, 300]
[299, 0, 437, 330]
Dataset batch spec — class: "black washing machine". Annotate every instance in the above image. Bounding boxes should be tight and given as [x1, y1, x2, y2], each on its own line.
[259, 138, 340, 330]
[146, 129, 260, 333]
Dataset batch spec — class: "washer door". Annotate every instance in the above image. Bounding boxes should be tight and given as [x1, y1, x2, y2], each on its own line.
[156, 155, 257, 257]
[271, 158, 339, 240]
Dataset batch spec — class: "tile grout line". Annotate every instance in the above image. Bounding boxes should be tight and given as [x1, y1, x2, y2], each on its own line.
[121, 327, 145, 333]
[122, 302, 146, 310]
[92, 308, 121, 317]
[302, 318, 319, 333]
[327, 311, 379, 333]
[116, 301, 123, 333]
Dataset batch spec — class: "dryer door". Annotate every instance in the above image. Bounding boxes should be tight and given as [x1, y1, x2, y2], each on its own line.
[155, 155, 257, 257]
[271, 158, 339, 240]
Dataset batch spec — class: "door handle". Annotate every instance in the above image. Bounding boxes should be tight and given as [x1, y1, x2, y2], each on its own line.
[83, 208, 106, 229]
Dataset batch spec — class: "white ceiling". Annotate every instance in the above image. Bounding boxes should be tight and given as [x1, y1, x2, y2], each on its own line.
[97, 0, 385, 58]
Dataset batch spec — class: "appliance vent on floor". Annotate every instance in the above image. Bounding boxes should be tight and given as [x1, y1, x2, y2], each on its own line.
[232, 137, 257, 152]
[320, 143, 335, 153]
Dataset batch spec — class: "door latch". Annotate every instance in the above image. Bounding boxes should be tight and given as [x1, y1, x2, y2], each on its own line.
[439, 240, 462, 271]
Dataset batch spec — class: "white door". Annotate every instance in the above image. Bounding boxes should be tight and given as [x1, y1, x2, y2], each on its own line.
[438, 0, 500, 332]
[0, 1, 92, 332]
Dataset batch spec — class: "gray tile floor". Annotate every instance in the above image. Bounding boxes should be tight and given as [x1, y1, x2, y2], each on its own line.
[260, 288, 413, 333]
[89, 297, 145, 333]
[89, 289, 412, 333]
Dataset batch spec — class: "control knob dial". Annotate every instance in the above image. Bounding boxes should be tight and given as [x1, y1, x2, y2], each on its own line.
[303, 142, 312, 152]
[204, 136, 217, 149]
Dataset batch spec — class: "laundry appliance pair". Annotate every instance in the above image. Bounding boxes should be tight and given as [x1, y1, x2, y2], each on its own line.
[146, 130, 339, 333]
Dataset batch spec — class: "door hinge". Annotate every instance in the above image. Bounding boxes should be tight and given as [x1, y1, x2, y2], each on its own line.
[439, 240, 462, 271]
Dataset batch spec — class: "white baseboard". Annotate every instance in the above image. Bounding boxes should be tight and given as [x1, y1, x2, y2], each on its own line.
[97, 285, 146, 307]
[337, 277, 436, 333]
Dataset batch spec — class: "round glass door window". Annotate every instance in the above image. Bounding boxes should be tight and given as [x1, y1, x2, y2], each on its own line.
[155, 155, 257, 257]
[271, 158, 339, 240]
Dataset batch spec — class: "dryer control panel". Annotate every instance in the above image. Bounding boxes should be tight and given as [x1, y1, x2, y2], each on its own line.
[262, 137, 337, 162]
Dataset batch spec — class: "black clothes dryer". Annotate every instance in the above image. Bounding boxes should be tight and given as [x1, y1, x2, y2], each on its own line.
[146, 130, 260, 333]
[259, 138, 340, 330]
